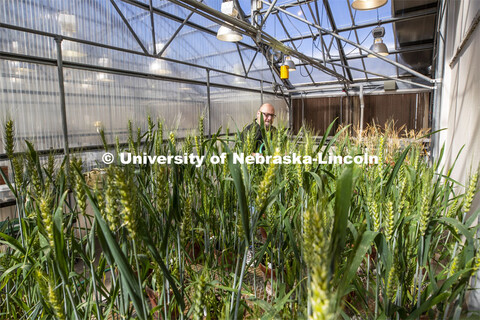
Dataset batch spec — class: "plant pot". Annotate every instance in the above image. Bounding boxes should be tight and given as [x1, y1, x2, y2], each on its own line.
[185, 241, 203, 262]
[0, 166, 8, 185]
[259, 263, 277, 280]
[145, 286, 181, 320]
[214, 248, 236, 270]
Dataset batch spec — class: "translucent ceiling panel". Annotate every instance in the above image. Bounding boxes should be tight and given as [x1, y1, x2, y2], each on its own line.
[0, 0, 145, 52]
[335, 30, 360, 56]
[0, 60, 64, 153]
[188, 13, 219, 32]
[362, 56, 398, 77]
[164, 24, 259, 75]
[348, 58, 370, 79]
[151, 11, 186, 56]
[262, 11, 298, 40]
[116, 0, 153, 47]
[209, 71, 263, 91]
[280, 5, 317, 39]
[342, 27, 373, 57]
[248, 69, 273, 84]
[243, 52, 271, 82]
[152, 0, 190, 19]
[288, 65, 338, 85]
[330, 0, 356, 29]
[59, 40, 206, 84]
[308, 35, 338, 60]
[203, 0, 221, 11]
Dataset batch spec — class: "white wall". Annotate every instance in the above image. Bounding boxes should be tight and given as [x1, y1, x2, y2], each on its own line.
[438, 0, 480, 179]
[435, 0, 480, 310]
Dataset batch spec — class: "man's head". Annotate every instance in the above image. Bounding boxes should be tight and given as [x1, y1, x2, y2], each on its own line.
[256, 103, 276, 129]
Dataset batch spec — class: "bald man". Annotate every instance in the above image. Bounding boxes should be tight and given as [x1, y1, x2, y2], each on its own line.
[241, 103, 277, 153]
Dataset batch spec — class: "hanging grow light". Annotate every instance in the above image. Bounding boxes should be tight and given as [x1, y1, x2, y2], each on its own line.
[216, 1, 243, 42]
[351, 0, 387, 10]
[368, 27, 389, 57]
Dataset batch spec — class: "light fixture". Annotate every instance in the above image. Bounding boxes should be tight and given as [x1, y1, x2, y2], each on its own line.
[62, 40, 86, 58]
[11, 61, 30, 74]
[217, 25, 243, 42]
[368, 26, 389, 57]
[283, 55, 296, 71]
[9, 76, 21, 84]
[97, 57, 113, 82]
[96, 73, 113, 82]
[217, 1, 243, 42]
[152, 42, 169, 56]
[58, 13, 77, 33]
[233, 64, 246, 84]
[351, 0, 387, 10]
[149, 59, 171, 75]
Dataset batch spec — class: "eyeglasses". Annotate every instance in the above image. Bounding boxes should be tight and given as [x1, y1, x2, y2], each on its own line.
[261, 111, 276, 119]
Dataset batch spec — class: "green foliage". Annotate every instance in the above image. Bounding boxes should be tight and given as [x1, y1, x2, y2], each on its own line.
[1, 119, 479, 319]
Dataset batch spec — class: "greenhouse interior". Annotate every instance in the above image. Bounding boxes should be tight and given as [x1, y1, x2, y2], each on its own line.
[1, 0, 480, 319]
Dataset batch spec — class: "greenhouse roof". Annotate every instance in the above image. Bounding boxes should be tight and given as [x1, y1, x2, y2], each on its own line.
[0, 0, 438, 95]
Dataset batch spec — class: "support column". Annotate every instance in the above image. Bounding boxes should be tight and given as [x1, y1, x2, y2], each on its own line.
[55, 37, 70, 163]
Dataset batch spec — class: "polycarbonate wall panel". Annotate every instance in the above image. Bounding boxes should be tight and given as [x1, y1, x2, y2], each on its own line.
[0, 0, 144, 52]
[0, 60, 64, 153]
[209, 71, 263, 91]
[209, 88, 262, 134]
[0, 29, 57, 60]
[1, 0, 273, 85]
[61, 42, 206, 82]
[209, 89, 289, 135]
[64, 69, 207, 148]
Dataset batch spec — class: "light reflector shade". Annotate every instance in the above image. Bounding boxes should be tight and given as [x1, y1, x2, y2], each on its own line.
[351, 0, 387, 10]
[368, 40, 389, 57]
[284, 56, 296, 71]
[217, 25, 243, 42]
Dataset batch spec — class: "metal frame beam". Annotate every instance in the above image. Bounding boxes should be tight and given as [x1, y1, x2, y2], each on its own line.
[322, 0, 353, 82]
[1, 50, 275, 95]
[292, 58, 433, 90]
[0, 23, 274, 86]
[280, 8, 437, 43]
[246, 0, 317, 18]
[290, 75, 418, 89]
[252, 43, 433, 74]
[273, 10, 316, 85]
[120, 0, 264, 81]
[300, 43, 434, 65]
[169, 0, 351, 83]
[120, 0, 259, 51]
[149, 0, 157, 54]
[259, 0, 278, 30]
[54, 37, 70, 162]
[265, 1, 435, 84]
[345, 0, 368, 80]
[110, 0, 149, 54]
[157, 6, 198, 57]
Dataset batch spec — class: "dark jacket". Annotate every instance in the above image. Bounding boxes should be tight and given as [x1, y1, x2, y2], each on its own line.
[241, 121, 276, 153]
